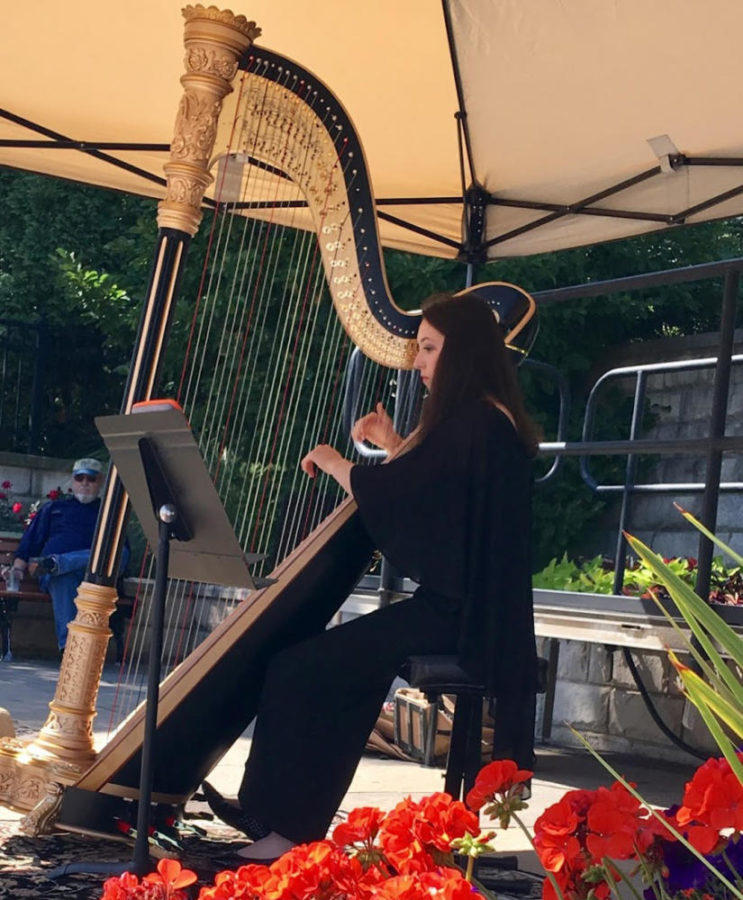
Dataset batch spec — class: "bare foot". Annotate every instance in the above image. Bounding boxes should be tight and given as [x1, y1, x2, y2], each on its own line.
[236, 831, 295, 861]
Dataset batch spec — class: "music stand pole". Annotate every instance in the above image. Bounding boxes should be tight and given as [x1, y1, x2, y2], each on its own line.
[129, 432, 193, 875]
[132, 503, 177, 875]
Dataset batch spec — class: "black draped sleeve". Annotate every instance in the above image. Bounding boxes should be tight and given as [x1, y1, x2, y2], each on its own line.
[350, 401, 536, 697]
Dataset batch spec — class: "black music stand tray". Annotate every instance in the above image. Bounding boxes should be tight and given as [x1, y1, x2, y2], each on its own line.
[50, 403, 260, 878]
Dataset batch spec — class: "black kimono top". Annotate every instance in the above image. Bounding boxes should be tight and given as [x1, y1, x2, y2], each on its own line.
[350, 399, 537, 698]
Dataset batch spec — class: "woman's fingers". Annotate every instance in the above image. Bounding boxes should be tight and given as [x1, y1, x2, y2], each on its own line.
[301, 444, 339, 476]
[300, 452, 316, 477]
[351, 417, 366, 442]
[352, 410, 375, 442]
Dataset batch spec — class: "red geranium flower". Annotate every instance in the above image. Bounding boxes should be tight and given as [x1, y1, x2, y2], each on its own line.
[100, 859, 197, 900]
[466, 759, 532, 829]
[374, 868, 475, 900]
[376, 793, 479, 875]
[144, 858, 197, 893]
[334, 806, 391, 875]
[11, 502, 22, 514]
[677, 754, 743, 833]
[1, 480, 10, 489]
[415, 792, 479, 852]
[261, 841, 365, 900]
[466, 760, 533, 809]
[685, 823, 723, 855]
[534, 794, 584, 873]
[534, 781, 679, 900]
[333, 805, 386, 849]
[585, 784, 645, 861]
[379, 799, 435, 874]
[198, 863, 273, 900]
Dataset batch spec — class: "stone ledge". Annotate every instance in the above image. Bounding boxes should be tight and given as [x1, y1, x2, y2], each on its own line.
[0, 451, 74, 471]
[548, 724, 703, 765]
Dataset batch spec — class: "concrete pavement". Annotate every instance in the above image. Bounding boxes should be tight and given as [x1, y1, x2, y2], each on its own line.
[0, 657, 700, 873]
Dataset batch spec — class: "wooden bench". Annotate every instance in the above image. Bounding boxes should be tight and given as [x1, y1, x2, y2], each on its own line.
[0, 535, 131, 662]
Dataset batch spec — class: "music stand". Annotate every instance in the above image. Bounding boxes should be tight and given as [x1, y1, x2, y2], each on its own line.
[51, 402, 260, 878]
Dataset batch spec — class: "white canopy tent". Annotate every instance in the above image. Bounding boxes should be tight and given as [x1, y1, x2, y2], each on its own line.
[2, 0, 743, 260]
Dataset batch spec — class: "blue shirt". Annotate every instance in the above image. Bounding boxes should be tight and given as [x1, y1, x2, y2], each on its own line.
[16, 497, 101, 560]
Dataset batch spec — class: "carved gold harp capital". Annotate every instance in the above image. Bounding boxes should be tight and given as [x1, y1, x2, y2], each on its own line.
[158, 5, 262, 236]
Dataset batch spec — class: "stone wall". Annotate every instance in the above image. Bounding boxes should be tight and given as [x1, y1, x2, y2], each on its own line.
[0, 450, 75, 519]
[540, 637, 719, 763]
[595, 329, 743, 559]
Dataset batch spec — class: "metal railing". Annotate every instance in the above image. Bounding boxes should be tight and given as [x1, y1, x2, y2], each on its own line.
[581, 355, 743, 494]
[0, 318, 46, 455]
[534, 257, 743, 601]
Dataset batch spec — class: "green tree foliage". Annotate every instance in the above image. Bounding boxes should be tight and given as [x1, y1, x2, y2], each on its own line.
[0, 170, 156, 456]
[2, 167, 742, 565]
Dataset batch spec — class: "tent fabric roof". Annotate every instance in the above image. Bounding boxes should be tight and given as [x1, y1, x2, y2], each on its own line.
[3, 0, 743, 259]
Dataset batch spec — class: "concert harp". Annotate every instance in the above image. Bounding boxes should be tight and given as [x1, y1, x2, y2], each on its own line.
[0, 5, 536, 835]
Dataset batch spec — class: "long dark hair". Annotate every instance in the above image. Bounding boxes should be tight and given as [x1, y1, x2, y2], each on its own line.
[417, 292, 540, 456]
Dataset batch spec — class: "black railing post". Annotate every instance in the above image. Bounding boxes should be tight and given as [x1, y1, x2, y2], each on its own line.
[28, 319, 47, 454]
[694, 268, 740, 601]
[612, 371, 647, 594]
[379, 368, 421, 605]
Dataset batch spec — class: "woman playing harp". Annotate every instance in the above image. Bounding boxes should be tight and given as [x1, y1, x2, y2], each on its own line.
[0, 7, 542, 839]
[203, 289, 539, 863]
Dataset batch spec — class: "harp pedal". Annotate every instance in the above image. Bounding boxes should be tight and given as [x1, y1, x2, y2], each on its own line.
[56, 787, 184, 855]
[56, 786, 130, 839]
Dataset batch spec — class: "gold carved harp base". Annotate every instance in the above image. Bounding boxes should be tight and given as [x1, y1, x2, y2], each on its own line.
[0, 581, 116, 815]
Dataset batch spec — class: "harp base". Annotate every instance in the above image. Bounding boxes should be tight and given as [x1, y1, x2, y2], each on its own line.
[0, 580, 118, 815]
[0, 739, 84, 816]
[19, 780, 65, 835]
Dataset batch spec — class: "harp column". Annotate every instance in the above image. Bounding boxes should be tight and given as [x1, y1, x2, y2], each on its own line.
[0, 5, 260, 816]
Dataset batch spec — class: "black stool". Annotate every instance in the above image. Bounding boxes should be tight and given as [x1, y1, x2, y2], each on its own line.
[402, 655, 549, 802]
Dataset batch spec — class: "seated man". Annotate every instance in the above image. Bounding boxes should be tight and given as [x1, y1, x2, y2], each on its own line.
[9, 458, 104, 652]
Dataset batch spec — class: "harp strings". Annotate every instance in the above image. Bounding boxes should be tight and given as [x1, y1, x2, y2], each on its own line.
[105, 63, 400, 733]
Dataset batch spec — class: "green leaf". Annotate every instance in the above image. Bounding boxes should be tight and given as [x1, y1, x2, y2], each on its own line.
[681, 679, 743, 781]
[676, 505, 743, 568]
[625, 534, 743, 679]
[679, 667, 743, 740]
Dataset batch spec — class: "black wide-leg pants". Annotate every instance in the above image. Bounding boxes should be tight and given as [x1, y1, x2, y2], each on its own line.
[237, 588, 461, 843]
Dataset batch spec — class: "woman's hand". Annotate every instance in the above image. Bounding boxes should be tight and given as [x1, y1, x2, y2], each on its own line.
[351, 403, 402, 454]
[300, 444, 353, 493]
[300, 444, 342, 478]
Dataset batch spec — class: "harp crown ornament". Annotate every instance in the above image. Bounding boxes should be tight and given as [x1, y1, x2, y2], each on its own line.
[158, 6, 261, 235]
[182, 4, 262, 40]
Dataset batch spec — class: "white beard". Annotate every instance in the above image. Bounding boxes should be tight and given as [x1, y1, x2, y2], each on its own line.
[73, 492, 98, 504]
